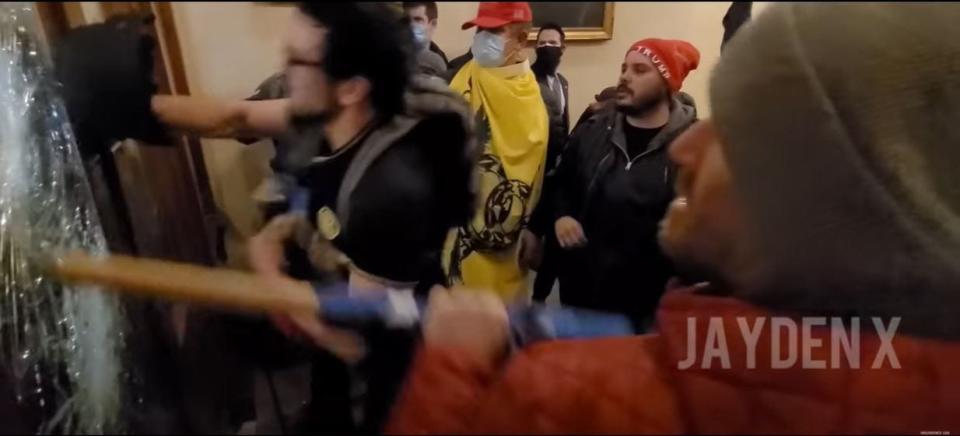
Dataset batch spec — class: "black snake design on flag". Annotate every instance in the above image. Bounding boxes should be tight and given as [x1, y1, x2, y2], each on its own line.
[448, 109, 533, 284]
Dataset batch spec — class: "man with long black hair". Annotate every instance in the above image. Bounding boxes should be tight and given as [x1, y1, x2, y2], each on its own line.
[224, 4, 477, 431]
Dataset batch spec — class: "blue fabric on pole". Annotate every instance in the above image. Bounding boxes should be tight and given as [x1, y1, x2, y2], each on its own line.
[288, 186, 311, 215]
[540, 306, 635, 339]
[311, 282, 636, 343]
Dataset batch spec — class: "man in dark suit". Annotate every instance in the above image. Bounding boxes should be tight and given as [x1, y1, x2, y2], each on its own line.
[532, 22, 570, 137]
[528, 22, 570, 298]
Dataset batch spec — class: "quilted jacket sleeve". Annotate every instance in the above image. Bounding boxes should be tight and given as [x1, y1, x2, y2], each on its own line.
[386, 345, 500, 433]
[387, 336, 686, 434]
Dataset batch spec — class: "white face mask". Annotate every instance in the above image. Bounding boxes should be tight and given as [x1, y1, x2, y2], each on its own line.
[471, 30, 506, 68]
[411, 22, 429, 52]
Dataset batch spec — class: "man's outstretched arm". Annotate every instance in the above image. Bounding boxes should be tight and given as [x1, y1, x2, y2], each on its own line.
[54, 16, 292, 148]
[150, 96, 290, 140]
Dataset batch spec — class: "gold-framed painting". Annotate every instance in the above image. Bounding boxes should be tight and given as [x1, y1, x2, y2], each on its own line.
[257, 2, 615, 41]
[529, 2, 615, 42]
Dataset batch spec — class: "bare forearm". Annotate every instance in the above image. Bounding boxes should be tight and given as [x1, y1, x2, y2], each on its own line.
[150, 95, 290, 139]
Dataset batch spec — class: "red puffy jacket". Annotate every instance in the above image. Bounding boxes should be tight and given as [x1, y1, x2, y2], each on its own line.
[388, 288, 960, 433]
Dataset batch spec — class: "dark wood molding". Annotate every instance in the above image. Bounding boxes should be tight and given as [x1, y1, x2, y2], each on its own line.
[98, 2, 221, 265]
[35, 2, 71, 44]
[151, 2, 190, 95]
[147, 2, 220, 263]
[33, 1, 222, 266]
[99, 1, 150, 18]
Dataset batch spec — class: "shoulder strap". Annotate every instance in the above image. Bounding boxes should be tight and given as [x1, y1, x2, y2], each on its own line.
[335, 115, 420, 229]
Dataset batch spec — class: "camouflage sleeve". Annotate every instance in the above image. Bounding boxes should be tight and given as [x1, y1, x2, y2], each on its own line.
[246, 72, 288, 101]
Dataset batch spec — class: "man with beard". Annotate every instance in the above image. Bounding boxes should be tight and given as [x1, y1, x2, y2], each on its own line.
[234, 4, 476, 432]
[550, 39, 699, 328]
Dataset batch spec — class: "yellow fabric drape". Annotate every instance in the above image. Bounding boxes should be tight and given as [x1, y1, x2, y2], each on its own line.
[443, 59, 548, 300]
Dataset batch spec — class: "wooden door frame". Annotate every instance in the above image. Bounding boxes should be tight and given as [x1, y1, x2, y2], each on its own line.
[35, 2, 71, 43]
[99, 2, 219, 244]
[37, 1, 221, 265]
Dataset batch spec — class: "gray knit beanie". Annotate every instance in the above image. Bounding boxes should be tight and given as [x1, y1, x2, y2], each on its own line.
[711, 3, 960, 339]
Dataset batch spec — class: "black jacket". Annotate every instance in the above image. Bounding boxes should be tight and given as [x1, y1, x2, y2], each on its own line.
[722, 2, 753, 52]
[291, 76, 477, 287]
[429, 41, 449, 65]
[536, 72, 570, 134]
[286, 77, 478, 433]
[552, 96, 697, 325]
[535, 72, 570, 171]
[528, 72, 570, 237]
[444, 51, 473, 83]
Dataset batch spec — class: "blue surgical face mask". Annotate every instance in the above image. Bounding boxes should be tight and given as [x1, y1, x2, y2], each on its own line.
[471, 30, 506, 68]
[411, 22, 429, 52]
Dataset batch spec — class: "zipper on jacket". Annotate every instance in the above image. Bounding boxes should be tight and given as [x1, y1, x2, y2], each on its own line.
[620, 145, 660, 171]
[613, 128, 663, 171]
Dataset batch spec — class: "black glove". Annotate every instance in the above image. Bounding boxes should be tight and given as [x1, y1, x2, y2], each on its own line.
[53, 13, 171, 158]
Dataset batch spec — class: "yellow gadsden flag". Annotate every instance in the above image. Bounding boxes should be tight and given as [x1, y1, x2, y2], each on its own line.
[443, 59, 548, 300]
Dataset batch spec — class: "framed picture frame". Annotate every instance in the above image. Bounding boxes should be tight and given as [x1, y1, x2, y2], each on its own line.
[256, 2, 616, 41]
[529, 2, 615, 42]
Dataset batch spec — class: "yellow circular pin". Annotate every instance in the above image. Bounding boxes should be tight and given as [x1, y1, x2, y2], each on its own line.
[316, 206, 341, 240]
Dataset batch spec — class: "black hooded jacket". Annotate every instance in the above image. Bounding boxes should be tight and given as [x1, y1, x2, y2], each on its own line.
[289, 75, 477, 288]
[552, 95, 696, 326]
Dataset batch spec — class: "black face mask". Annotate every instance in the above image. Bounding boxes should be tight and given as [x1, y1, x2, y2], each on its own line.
[533, 46, 563, 75]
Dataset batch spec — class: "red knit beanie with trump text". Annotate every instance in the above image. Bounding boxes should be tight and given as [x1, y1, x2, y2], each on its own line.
[627, 38, 700, 93]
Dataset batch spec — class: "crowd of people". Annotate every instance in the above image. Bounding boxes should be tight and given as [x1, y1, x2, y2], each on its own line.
[50, 1, 960, 434]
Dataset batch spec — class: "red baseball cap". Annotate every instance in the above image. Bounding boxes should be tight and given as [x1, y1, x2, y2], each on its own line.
[461, 2, 533, 30]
